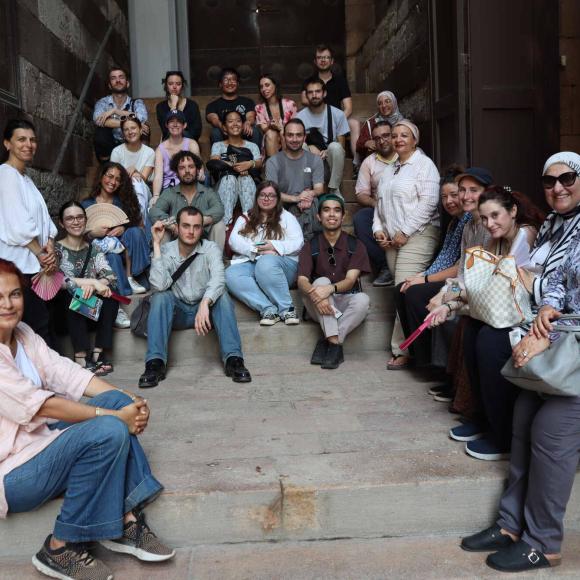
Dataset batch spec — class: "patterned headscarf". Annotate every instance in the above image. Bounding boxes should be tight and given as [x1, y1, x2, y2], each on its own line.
[376, 90, 404, 126]
[542, 151, 580, 175]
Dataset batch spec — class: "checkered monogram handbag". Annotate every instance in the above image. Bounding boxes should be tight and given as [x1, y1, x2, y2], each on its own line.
[463, 246, 533, 328]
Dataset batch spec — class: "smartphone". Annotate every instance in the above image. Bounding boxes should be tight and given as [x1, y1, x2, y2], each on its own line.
[332, 306, 343, 319]
[254, 241, 266, 246]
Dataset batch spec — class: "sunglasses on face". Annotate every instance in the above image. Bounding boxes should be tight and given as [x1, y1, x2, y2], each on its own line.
[120, 113, 137, 121]
[541, 171, 577, 189]
[327, 246, 336, 266]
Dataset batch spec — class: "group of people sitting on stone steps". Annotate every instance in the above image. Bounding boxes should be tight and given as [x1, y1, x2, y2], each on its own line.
[2, 40, 580, 578]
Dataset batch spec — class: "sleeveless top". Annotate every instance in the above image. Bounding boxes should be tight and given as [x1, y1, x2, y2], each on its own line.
[160, 138, 191, 190]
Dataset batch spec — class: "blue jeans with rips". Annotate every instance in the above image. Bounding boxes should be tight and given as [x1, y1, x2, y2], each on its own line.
[145, 290, 244, 364]
[4, 390, 162, 543]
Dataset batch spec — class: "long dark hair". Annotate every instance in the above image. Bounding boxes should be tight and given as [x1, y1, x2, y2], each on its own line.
[239, 181, 284, 240]
[478, 186, 546, 231]
[258, 74, 282, 102]
[90, 162, 142, 225]
[56, 200, 87, 241]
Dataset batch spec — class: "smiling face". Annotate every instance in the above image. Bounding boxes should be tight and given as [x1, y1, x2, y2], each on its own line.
[391, 125, 416, 157]
[479, 199, 517, 239]
[60, 205, 87, 238]
[100, 167, 122, 196]
[543, 162, 580, 214]
[371, 124, 392, 157]
[166, 117, 186, 137]
[317, 200, 344, 232]
[259, 77, 277, 101]
[122, 119, 142, 144]
[166, 74, 183, 96]
[441, 182, 462, 217]
[4, 128, 37, 166]
[257, 185, 278, 214]
[284, 122, 306, 152]
[377, 95, 394, 117]
[0, 273, 24, 335]
[224, 111, 243, 136]
[458, 177, 486, 215]
[220, 73, 239, 97]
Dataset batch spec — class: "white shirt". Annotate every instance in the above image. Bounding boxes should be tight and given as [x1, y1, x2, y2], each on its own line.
[372, 149, 440, 238]
[0, 164, 58, 274]
[110, 143, 155, 174]
[228, 209, 304, 265]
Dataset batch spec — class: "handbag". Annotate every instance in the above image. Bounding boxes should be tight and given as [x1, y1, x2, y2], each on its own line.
[463, 246, 533, 328]
[501, 315, 580, 396]
[69, 287, 103, 321]
[130, 244, 202, 337]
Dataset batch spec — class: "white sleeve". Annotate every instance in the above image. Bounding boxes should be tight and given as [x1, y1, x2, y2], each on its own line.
[110, 146, 123, 165]
[228, 216, 259, 258]
[270, 211, 304, 256]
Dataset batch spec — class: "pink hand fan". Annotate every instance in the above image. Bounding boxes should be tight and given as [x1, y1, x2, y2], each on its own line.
[110, 291, 131, 305]
[399, 314, 434, 351]
[31, 271, 65, 301]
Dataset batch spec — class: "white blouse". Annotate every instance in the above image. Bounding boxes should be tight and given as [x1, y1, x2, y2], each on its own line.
[372, 149, 440, 239]
[228, 209, 304, 265]
[0, 164, 57, 274]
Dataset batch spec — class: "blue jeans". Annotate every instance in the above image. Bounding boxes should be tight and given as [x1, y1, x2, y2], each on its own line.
[4, 391, 162, 543]
[106, 226, 151, 296]
[225, 256, 298, 317]
[353, 206, 387, 272]
[145, 291, 244, 364]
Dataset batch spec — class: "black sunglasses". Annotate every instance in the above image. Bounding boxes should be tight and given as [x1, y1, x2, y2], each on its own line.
[541, 171, 577, 189]
[327, 246, 336, 266]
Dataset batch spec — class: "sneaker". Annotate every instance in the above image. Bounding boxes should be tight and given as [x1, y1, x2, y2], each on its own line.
[100, 511, 175, 562]
[33, 535, 113, 580]
[449, 422, 485, 442]
[282, 307, 300, 325]
[465, 438, 510, 461]
[128, 277, 146, 294]
[372, 267, 394, 287]
[138, 359, 166, 389]
[433, 385, 454, 403]
[259, 312, 280, 326]
[428, 383, 448, 396]
[114, 308, 131, 329]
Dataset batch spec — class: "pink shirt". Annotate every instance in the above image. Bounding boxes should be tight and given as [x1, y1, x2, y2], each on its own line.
[0, 323, 93, 518]
[255, 98, 297, 126]
[355, 152, 398, 199]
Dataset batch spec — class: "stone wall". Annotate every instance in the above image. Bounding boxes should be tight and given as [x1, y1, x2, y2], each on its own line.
[560, 0, 580, 152]
[0, 0, 130, 213]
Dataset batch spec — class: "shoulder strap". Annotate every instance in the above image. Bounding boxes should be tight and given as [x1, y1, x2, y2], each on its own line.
[346, 234, 357, 255]
[310, 234, 321, 275]
[326, 105, 334, 144]
[170, 241, 202, 287]
[79, 242, 93, 278]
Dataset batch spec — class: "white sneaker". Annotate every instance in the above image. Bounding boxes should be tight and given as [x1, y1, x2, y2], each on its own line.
[128, 276, 146, 294]
[282, 308, 300, 325]
[115, 308, 131, 329]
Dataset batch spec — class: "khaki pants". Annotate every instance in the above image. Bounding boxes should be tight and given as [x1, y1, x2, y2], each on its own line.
[385, 224, 439, 356]
[302, 277, 370, 344]
[326, 142, 345, 191]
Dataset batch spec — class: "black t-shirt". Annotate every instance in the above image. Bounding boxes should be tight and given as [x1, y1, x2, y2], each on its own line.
[205, 96, 256, 123]
[319, 74, 351, 109]
[156, 99, 202, 141]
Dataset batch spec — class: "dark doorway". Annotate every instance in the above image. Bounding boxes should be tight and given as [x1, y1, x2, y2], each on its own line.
[188, 0, 346, 94]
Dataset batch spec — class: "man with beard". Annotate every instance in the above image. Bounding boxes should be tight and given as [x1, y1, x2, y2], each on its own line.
[297, 194, 370, 369]
[139, 206, 251, 388]
[93, 67, 149, 163]
[265, 118, 325, 240]
[296, 78, 349, 197]
[149, 151, 226, 250]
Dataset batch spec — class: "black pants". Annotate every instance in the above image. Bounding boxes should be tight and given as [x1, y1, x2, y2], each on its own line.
[394, 280, 445, 367]
[23, 276, 53, 347]
[462, 318, 518, 449]
[54, 290, 118, 354]
[94, 127, 122, 162]
[352, 207, 386, 273]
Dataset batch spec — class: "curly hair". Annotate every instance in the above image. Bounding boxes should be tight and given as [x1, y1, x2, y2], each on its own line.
[239, 181, 284, 240]
[91, 162, 142, 226]
[478, 186, 546, 231]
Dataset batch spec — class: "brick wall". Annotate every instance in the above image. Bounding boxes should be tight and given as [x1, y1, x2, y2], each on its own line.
[0, 0, 129, 214]
[560, 0, 580, 152]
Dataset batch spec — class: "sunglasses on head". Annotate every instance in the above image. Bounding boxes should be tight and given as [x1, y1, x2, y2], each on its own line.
[120, 113, 137, 121]
[541, 171, 577, 189]
[327, 246, 336, 266]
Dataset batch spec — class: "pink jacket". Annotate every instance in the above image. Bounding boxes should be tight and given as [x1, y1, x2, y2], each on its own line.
[0, 323, 93, 518]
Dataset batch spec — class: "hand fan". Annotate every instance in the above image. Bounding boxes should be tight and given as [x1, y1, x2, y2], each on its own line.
[110, 291, 131, 305]
[399, 314, 434, 351]
[85, 204, 129, 232]
[31, 270, 65, 301]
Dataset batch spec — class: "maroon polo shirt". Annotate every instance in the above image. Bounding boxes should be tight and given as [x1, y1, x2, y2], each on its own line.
[298, 232, 371, 283]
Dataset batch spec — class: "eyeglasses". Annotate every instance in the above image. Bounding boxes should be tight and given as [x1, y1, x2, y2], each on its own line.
[258, 193, 277, 200]
[373, 134, 392, 141]
[316, 56, 332, 61]
[63, 215, 86, 223]
[541, 171, 577, 189]
[327, 246, 336, 266]
[120, 113, 137, 121]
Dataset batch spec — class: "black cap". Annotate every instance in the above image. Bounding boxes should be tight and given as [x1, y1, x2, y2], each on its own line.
[456, 167, 493, 187]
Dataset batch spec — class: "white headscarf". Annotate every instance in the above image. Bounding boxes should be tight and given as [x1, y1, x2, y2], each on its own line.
[376, 90, 404, 126]
[542, 151, 580, 175]
[393, 118, 420, 144]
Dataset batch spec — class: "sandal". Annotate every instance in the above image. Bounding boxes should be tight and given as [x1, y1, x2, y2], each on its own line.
[94, 351, 113, 376]
[386, 355, 411, 370]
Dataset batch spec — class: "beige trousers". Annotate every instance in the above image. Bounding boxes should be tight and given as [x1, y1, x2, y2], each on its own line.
[302, 277, 370, 344]
[385, 224, 439, 356]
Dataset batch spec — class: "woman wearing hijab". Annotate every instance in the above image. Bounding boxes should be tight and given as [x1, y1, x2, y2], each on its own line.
[356, 90, 404, 160]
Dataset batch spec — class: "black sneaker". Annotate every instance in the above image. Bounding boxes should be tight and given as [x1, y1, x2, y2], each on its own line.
[224, 356, 252, 383]
[33, 535, 113, 580]
[138, 359, 166, 388]
[310, 338, 328, 365]
[321, 343, 344, 369]
[100, 511, 175, 562]
[372, 267, 394, 287]
[433, 385, 454, 402]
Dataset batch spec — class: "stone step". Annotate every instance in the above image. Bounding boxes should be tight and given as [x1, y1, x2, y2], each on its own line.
[4, 353, 580, 559]
[4, 532, 580, 579]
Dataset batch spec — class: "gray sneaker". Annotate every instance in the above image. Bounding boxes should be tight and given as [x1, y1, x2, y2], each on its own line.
[100, 511, 174, 562]
[282, 307, 300, 325]
[259, 312, 280, 326]
[33, 535, 113, 580]
[372, 267, 394, 287]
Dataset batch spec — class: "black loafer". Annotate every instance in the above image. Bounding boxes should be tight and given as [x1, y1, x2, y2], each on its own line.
[138, 359, 166, 388]
[225, 356, 252, 383]
[310, 338, 328, 365]
[461, 524, 514, 552]
[486, 540, 558, 573]
[321, 343, 344, 370]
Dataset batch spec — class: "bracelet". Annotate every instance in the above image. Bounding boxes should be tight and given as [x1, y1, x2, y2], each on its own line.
[95, 407, 103, 417]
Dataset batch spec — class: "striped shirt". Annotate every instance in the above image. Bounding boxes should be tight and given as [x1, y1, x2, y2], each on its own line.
[372, 149, 440, 238]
